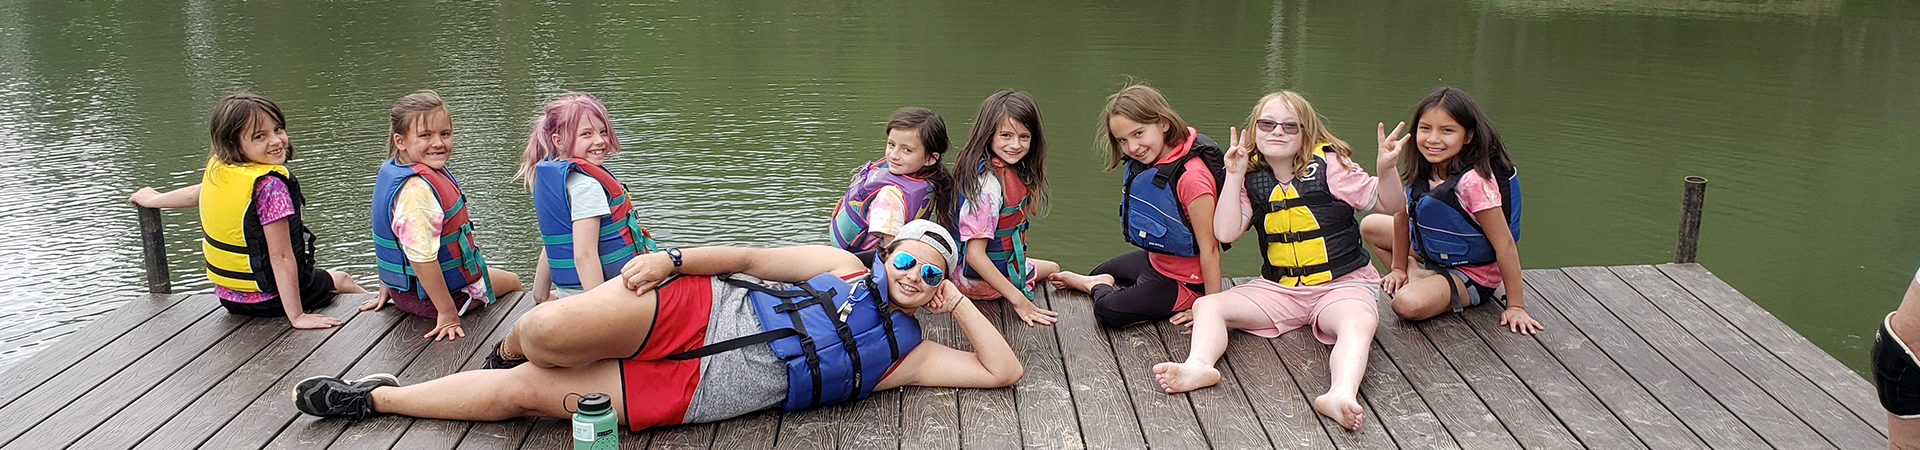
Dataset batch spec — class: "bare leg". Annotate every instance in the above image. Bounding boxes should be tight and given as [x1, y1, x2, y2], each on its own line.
[1890, 412, 1920, 450]
[1314, 299, 1377, 430]
[329, 270, 369, 294]
[488, 268, 525, 294]
[1153, 291, 1270, 393]
[1048, 271, 1114, 293]
[1388, 271, 1473, 321]
[371, 360, 625, 423]
[1359, 214, 1394, 260]
[502, 282, 660, 368]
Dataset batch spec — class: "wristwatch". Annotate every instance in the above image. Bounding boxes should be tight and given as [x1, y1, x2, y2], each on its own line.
[664, 247, 683, 270]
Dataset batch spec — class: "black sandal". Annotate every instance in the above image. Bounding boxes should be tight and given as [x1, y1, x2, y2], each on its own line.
[482, 340, 527, 370]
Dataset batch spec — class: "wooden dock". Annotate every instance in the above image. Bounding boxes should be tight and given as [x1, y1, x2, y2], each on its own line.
[0, 263, 1887, 449]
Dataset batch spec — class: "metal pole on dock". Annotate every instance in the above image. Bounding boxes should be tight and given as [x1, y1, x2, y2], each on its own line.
[1675, 176, 1708, 264]
[137, 206, 171, 293]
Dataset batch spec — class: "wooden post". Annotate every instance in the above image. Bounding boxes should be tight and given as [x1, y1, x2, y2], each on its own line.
[1675, 176, 1707, 264]
[137, 206, 171, 293]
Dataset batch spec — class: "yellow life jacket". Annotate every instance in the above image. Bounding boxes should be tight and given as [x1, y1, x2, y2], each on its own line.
[1245, 145, 1371, 286]
[199, 158, 317, 292]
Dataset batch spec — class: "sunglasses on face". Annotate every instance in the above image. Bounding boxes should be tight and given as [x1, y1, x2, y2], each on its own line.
[1255, 119, 1302, 135]
[888, 251, 945, 287]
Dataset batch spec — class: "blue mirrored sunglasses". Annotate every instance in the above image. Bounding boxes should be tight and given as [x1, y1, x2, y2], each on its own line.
[888, 251, 945, 287]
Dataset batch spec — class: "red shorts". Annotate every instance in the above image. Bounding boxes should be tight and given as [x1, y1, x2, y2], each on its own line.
[619, 275, 714, 430]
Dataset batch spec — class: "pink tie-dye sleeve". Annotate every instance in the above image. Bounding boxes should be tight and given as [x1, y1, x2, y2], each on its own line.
[1453, 170, 1504, 216]
[252, 176, 296, 225]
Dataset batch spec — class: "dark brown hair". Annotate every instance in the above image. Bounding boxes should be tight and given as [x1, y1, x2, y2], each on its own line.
[1400, 86, 1512, 186]
[887, 107, 955, 226]
[953, 90, 1049, 217]
[207, 93, 289, 165]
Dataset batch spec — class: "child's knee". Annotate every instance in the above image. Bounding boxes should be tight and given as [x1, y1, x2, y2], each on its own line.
[1092, 301, 1137, 328]
[1389, 293, 1438, 320]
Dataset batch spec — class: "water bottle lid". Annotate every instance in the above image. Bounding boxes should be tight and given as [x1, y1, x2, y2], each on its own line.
[577, 393, 611, 413]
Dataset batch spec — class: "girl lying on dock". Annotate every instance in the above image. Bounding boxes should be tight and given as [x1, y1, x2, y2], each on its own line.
[129, 93, 367, 329]
[291, 220, 1024, 431]
[1153, 91, 1403, 431]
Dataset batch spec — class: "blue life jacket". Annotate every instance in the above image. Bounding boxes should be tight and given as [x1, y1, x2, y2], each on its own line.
[667, 258, 923, 411]
[531, 159, 658, 289]
[1120, 132, 1228, 257]
[1406, 166, 1521, 268]
[370, 160, 489, 298]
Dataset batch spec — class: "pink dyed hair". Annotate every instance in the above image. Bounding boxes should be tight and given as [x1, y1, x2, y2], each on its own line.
[515, 92, 620, 185]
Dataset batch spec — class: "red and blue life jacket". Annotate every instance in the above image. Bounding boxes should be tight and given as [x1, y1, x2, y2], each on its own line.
[957, 159, 1033, 298]
[532, 158, 659, 289]
[370, 160, 490, 299]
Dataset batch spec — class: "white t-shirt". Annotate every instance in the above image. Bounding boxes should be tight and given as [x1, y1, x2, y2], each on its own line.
[565, 172, 613, 222]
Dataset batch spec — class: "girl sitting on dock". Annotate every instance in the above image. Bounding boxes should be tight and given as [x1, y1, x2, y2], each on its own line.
[1152, 91, 1404, 431]
[291, 220, 1025, 432]
[1377, 87, 1541, 334]
[128, 93, 368, 329]
[1051, 84, 1227, 328]
[950, 90, 1062, 327]
[362, 90, 524, 341]
[828, 107, 953, 253]
[518, 93, 660, 302]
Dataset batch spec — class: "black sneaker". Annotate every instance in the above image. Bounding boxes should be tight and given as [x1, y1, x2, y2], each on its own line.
[482, 340, 527, 370]
[292, 373, 398, 420]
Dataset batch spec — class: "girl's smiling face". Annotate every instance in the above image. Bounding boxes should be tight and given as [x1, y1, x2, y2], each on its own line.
[1254, 98, 1303, 164]
[394, 108, 453, 169]
[883, 127, 935, 175]
[239, 112, 289, 165]
[991, 117, 1033, 165]
[1416, 106, 1471, 171]
[1108, 114, 1170, 164]
[881, 240, 948, 308]
[559, 112, 611, 165]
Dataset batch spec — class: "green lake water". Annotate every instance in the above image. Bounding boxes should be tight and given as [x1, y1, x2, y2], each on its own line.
[0, 0, 1916, 375]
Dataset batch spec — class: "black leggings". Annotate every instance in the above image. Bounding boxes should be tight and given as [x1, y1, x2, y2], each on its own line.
[1089, 250, 1201, 328]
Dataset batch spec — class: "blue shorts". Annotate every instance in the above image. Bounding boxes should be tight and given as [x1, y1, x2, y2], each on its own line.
[1439, 267, 1497, 313]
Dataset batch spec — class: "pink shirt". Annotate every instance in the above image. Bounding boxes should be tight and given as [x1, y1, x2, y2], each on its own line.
[1438, 169, 1507, 288]
[1237, 151, 1380, 216]
[1144, 129, 1215, 307]
[215, 176, 296, 304]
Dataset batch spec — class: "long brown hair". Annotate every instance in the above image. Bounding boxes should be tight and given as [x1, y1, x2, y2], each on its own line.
[952, 90, 1049, 217]
[886, 107, 956, 226]
[1246, 91, 1354, 177]
[207, 93, 289, 165]
[1098, 84, 1190, 172]
[1399, 86, 1512, 186]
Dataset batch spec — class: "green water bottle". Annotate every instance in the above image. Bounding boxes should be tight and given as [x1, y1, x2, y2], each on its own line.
[571, 393, 618, 450]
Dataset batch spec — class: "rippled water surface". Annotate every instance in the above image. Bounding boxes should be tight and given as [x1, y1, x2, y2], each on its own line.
[0, 0, 1916, 373]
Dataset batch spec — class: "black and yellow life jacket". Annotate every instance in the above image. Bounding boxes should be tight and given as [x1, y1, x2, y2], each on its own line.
[199, 158, 317, 293]
[1245, 145, 1371, 286]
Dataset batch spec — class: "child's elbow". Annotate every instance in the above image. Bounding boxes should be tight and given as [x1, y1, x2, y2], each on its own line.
[992, 361, 1025, 387]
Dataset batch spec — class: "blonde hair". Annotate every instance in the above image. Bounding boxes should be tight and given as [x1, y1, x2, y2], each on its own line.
[516, 92, 619, 186]
[1097, 84, 1190, 172]
[207, 93, 289, 165]
[388, 90, 448, 161]
[1246, 91, 1354, 177]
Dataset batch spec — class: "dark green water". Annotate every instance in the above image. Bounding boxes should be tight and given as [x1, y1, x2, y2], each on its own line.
[0, 0, 1916, 374]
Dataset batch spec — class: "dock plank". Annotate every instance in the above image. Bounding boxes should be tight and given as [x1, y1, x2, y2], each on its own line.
[1419, 312, 1581, 449]
[958, 300, 1019, 449]
[1005, 287, 1082, 449]
[1658, 263, 1889, 436]
[708, 410, 778, 449]
[1268, 328, 1394, 449]
[0, 306, 255, 448]
[1513, 276, 1705, 449]
[1373, 303, 1519, 449]
[1048, 286, 1148, 450]
[1457, 293, 1649, 449]
[1528, 269, 1769, 448]
[329, 292, 527, 450]
[399, 293, 540, 450]
[1157, 320, 1273, 450]
[1563, 266, 1833, 449]
[0, 293, 191, 406]
[1219, 327, 1333, 449]
[137, 293, 399, 450]
[1612, 265, 1884, 449]
[1109, 321, 1206, 450]
[66, 297, 360, 450]
[0, 293, 203, 412]
[894, 311, 959, 450]
[259, 308, 437, 449]
[646, 424, 714, 450]
[0, 295, 224, 445]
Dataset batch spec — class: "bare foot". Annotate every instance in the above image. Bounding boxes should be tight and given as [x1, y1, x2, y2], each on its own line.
[1151, 361, 1220, 393]
[1048, 271, 1114, 293]
[1314, 392, 1365, 430]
